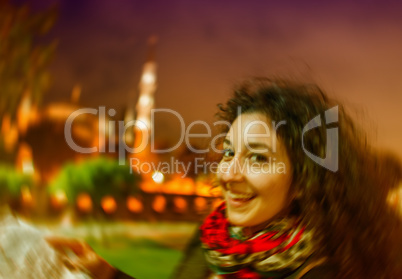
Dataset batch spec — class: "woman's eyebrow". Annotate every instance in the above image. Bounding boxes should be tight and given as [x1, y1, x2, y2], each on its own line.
[223, 138, 232, 146]
[246, 142, 271, 152]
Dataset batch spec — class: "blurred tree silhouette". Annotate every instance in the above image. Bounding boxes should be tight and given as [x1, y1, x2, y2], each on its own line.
[0, 0, 57, 120]
[48, 157, 141, 215]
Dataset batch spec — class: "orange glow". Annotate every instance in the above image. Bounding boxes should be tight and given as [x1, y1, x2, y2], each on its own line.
[16, 143, 33, 174]
[2, 124, 18, 152]
[51, 190, 68, 209]
[1, 114, 11, 134]
[21, 186, 34, 207]
[141, 180, 163, 192]
[127, 196, 143, 213]
[77, 193, 92, 213]
[141, 176, 223, 198]
[0, 114, 18, 152]
[45, 103, 78, 121]
[152, 195, 166, 213]
[101, 196, 117, 214]
[163, 176, 195, 195]
[195, 181, 221, 197]
[194, 196, 207, 213]
[71, 84, 81, 103]
[387, 186, 402, 216]
[173, 196, 187, 213]
[17, 93, 32, 134]
[212, 198, 223, 209]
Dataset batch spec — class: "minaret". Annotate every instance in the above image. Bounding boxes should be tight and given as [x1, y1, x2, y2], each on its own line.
[131, 36, 158, 167]
[135, 36, 157, 136]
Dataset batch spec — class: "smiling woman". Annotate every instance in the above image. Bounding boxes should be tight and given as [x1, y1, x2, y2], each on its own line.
[218, 113, 293, 228]
[197, 78, 402, 279]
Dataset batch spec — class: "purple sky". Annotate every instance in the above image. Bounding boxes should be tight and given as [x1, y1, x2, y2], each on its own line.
[33, 0, 402, 157]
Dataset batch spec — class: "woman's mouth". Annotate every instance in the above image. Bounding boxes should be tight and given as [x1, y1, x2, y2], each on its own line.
[227, 191, 257, 207]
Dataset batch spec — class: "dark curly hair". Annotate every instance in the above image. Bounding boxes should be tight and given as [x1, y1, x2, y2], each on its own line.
[216, 77, 402, 278]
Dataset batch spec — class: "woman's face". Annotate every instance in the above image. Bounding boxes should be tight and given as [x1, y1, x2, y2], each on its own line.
[217, 112, 293, 227]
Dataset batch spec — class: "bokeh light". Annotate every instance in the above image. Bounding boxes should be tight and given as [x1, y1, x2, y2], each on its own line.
[76, 193, 92, 213]
[127, 196, 143, 213]
[152, 195, 166, 213]
[101, 196, 117, 214]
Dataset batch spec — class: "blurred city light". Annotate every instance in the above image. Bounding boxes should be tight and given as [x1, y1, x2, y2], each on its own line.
[142, 72, 155, 84]
[152, 171, 164, 184]
[51, 190, 68, 209]
[22, 160, 34, 175]
[127, 196, 143, 213]
[77, 193, 92, 213]
[173, 197, 187, 213]
[21, 186, 34, 207]
[101, 195, 117, 214]
[194, 196, 207, 213]
[152, 195, 166, 213]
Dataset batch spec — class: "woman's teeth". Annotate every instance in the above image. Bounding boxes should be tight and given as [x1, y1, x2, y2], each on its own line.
[228, 191, 256, 201]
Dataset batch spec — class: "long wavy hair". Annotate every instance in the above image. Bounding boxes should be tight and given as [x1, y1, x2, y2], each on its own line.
[215, 77, 402, 278]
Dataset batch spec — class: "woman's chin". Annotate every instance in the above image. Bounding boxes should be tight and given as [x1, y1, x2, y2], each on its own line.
[227, 209, 256, 227]
[226, 197, 259, 226]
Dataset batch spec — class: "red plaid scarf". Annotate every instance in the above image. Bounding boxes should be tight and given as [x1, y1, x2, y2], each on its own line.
[200, 203, 315, 278]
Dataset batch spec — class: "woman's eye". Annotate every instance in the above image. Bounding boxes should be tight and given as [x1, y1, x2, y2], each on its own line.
[250, 154, 268, 163]
[222, 149, 234, 158]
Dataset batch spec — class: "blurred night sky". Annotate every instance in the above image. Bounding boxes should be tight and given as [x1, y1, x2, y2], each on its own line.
[27, 0, 402, 157]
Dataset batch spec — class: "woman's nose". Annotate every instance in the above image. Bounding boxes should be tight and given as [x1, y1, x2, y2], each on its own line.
[219, 157, 244, 182]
